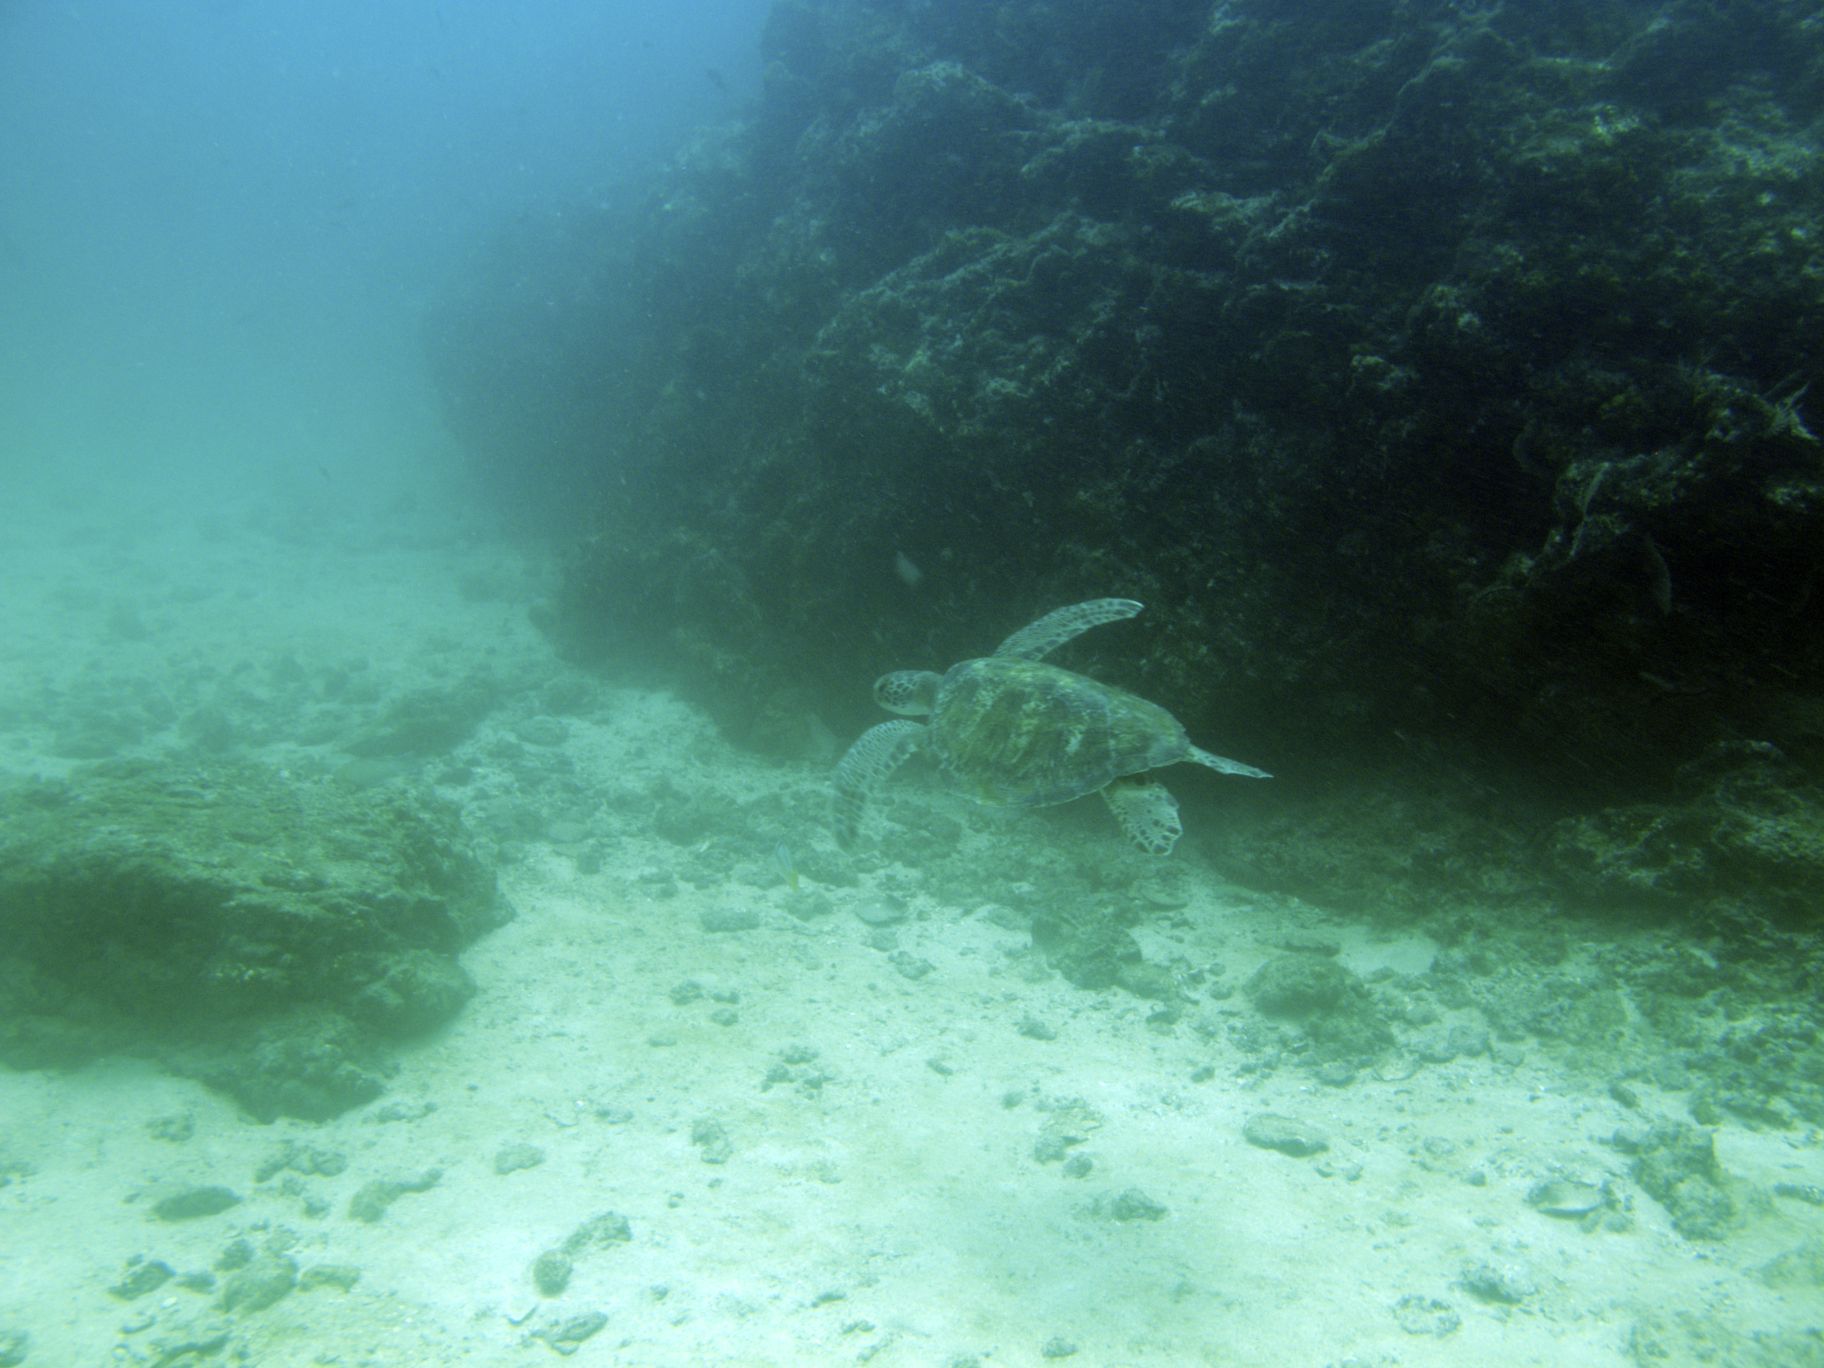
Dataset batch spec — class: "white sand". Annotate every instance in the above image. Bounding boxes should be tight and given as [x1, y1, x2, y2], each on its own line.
[0, 485, 1818, 1367]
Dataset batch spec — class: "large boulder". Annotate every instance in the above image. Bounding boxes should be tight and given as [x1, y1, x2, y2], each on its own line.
[0, 760, 511, 1120]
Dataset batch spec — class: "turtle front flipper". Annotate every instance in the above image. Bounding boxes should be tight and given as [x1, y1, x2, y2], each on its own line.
[1101, 775, 1183, 855]
[833, 720, 925, 848]
[992, 598, 1142, 661]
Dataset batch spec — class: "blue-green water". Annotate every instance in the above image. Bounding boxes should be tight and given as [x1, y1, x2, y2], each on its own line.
[2, 2, 1821, 1365]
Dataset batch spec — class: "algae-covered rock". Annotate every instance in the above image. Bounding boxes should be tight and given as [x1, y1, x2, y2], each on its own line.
[530, 1311, 608, 1356]
[0, 761, 510, 1119]
[1548, 742, 1824, 925]
[1627, 1310, 1823, 1368]
[527, 1211, 632, 1299]
[348, 1168, 443, 1223]
[1248, 956, 1352, 1016]
[1391, 1295, 1460, 1338]
[342, 675, 503, 759]
[109, 1258, 175, 1299]
[220, 1252, 298, 1315]
[1031, 905, 1144, 992]
[1094, 1188, 1166, 1222]
[152, 1186, 242, 1222]
[494, 1143, 546, 1175]
[1621, 1122, 1738, 1241]
[348, 949, 477, 1035]
[1758, 1238, 1824, 1291]
[1247, 954, 1393, 1063]
[561, 1211, 634, 1255]
[222, 1010, 387, 1123]
[531, 1249, 573, 1297]
[298, 1264, 361, 1293]
[1242, 1113, 1328, 1158]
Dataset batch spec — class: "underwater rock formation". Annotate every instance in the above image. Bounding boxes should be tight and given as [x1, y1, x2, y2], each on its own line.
[435, 0, 1823, 922]
[0, 760, 510, 1120]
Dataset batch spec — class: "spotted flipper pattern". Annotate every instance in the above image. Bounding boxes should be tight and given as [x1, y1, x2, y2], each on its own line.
[1100, 774, 1183, 855]
[833, 719, 925, 847]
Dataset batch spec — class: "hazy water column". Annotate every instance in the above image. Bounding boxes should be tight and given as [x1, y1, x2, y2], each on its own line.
[0, 0, 766, 511]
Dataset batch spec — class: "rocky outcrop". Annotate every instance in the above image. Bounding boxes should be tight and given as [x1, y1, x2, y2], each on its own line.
[0, 761, 510, 1119]
[434, 0, 1824, 924]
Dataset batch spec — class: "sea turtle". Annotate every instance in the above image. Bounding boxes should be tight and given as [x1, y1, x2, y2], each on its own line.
[833, 598, 1269, 855]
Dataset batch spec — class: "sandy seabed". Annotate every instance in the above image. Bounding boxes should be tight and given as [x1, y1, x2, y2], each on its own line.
[0, 483, 1818, 1368]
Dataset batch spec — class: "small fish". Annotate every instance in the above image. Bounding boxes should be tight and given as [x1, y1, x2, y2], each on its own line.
[772, 841, 799, 892]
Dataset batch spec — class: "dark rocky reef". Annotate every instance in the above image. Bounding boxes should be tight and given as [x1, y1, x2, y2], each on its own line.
[430, 0, 1824, 927]
[0, 761, 511, 1120]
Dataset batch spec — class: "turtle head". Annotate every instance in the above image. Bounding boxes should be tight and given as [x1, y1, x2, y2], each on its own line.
[874, 669, 941, 716]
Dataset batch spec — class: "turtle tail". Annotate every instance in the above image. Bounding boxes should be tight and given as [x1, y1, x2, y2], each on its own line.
[1186, 745, 1272, 780]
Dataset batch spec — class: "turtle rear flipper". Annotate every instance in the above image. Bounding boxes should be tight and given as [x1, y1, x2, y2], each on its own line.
[992, 598, 1142, 661]
[1102, 775, 1182, 855]
[833, 720, 925, 847]
[1187, 744, 1271, 780]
